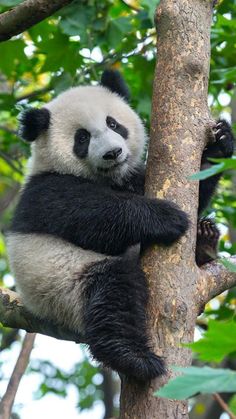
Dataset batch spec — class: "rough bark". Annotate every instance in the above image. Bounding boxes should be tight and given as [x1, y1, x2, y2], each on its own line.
[120, 1, 214, 418]
[0, 0, 74, 42]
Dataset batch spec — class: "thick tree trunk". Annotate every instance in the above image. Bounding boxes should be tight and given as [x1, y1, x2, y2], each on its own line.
[120, 1, 213, 418]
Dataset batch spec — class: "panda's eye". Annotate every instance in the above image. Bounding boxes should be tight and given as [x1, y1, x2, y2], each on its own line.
[75, 128, 90, 143]
[106, 116, 117, 130]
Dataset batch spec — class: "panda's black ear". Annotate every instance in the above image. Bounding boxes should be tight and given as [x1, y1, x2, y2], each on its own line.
[101, 69, 130, 102]
[19, 108, 50, 142]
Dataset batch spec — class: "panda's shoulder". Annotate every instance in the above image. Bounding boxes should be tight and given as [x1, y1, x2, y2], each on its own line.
[26, 172, 86, 189]
[121, 164, 145, 195]
[22, 172, 90, 201]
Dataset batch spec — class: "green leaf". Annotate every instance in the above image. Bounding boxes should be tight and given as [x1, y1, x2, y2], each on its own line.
[220, 258, 236, 273]
[107, 17, 133, 48]
[141, 0, 160, 22]
[186, 320, 236, 362]
[0, 0, 22, 5]
[209, 156, 236, 168]
[156, 366, 236, 400]
[59, 4, 94, 42]
[0, 40, 26, 76]
[229, 394, 236, 415]
[189, 156, 236, 181]
[52, 73, 74, 95]
[189, 163, 225, 180]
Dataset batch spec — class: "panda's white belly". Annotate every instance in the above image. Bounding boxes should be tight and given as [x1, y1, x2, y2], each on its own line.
[7, 233, 109, 333]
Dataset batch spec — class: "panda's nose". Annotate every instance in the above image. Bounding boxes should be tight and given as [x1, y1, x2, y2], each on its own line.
[103, 148, 122, 160]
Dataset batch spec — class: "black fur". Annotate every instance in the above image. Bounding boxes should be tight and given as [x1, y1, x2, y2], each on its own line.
[11, 162, 188, 381]
[106, 116, 128, 140]
[83, 257, 165, 381]
[198, 119, 234, 214]
[101, 70, 130, 102]
[13, 70, 234, 381]
[19, 108, 50, 142]
[196, 218, 220, 266]
[196, 119, 234, 266]
[11, 171, 189, 256]
[73, 128, 91, 158]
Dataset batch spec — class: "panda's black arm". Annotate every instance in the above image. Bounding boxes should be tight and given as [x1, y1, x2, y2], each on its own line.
[11, 172, 189, 256]
[119, 164, 145, 195]
[198, 174, 221, 215]
[198, 119, 234, 215]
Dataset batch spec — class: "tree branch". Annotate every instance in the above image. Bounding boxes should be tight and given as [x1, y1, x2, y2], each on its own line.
[0, 151, 23, 175]
[0, 332, 36, 419]
[0, 288, 84, 343]
[16, 86, 52, 103]
[0, 183, 20, 217]
[213, 393, 236, 419]
[0, 0, 74, 42]
[0, 126, 17, 136]
[197, 256, 236, 308]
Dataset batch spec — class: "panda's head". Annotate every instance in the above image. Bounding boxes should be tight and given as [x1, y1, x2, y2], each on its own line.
[20, 70, 147, 183]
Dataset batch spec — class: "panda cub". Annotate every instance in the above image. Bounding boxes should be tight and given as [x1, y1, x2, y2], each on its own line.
[7, 70, 234, 382]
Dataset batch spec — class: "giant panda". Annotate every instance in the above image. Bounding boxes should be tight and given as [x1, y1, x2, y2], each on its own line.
[7, 70, 234, 382]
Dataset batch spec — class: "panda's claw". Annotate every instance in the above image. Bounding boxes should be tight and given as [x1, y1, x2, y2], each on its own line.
[196, 218, 220, 266]
[213, 128, 221, 135]
[210, 119, 235, 158]
[220, 134, 227, 141]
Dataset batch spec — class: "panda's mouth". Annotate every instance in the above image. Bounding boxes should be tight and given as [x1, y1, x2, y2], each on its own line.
[97, 156, 129, 173]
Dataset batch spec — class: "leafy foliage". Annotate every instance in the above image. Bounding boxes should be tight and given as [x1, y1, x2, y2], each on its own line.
[189, 157, 236, 180]
[156, 366, 236, 400]
[186, 320, 236, 363]
[220, 257, 236, 272]
[30, 356, 104, 411]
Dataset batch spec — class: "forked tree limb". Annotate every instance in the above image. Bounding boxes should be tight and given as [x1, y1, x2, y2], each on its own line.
[197, 256, 236, 309]
[0, 332, 36, 419]
[0, 288, 83, 343]
[0, 0, 74, 42]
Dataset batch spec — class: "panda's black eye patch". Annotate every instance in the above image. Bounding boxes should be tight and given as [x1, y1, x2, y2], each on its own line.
[107, 116, 117, 130]
[106, 116, 128, 140]
[73, 128, 91, 159]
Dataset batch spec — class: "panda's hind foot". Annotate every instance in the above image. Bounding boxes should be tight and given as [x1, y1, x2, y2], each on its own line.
[196, 218, 220, 266]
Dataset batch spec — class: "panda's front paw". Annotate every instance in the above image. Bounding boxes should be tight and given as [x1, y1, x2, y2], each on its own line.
[212, 119, 234, 158]
[196, 218, 220, 266]
[154, 201, 190, 246]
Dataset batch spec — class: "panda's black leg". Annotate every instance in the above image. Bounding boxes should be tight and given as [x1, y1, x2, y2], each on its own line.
[198, 119, 234, 214]
[196, 218, 220, 266]
[82, 258, 165, 382]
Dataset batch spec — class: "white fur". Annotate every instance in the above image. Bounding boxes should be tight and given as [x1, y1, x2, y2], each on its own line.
[7, 233, 110, 332]
[28, 85, 146, 182]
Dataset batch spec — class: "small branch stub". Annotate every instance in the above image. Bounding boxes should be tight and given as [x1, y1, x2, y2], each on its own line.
[197, 256, 236, 309]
